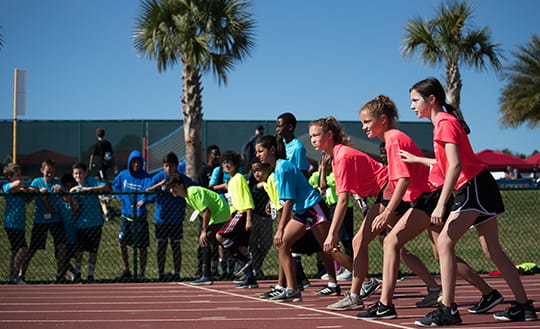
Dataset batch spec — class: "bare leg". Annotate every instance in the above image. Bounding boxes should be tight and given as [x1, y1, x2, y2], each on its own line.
[476, 218, 528, 303]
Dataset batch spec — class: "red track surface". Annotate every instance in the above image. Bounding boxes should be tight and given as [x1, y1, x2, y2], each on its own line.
[0, 275, 538, 329]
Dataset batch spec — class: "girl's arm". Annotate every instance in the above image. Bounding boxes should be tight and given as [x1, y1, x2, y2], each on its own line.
[372, 178, 409, 232]
[432, 143, 461, 225]
[274, 199, 294, 248]
[323, 191, 349, 253]
[399, 149, 436, 167]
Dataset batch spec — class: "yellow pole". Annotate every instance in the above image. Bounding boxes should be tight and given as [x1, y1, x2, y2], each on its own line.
[12, 68, 18, 163]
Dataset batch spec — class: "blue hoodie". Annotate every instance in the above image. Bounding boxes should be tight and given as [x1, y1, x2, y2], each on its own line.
[112, 150, 152, 220]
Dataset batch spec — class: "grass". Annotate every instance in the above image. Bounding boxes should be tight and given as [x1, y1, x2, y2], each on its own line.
[1, 188, 539, 283]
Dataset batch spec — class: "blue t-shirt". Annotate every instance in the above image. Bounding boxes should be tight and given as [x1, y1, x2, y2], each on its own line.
[274, 159, 321, 214]
[74, 176, 106, 228]
[208, 166, 231, 186]
[3, 182, 27, 230]
[285, 138, 310, 171]
[30, 177, 64, 223]
[149, 170, 196, 224]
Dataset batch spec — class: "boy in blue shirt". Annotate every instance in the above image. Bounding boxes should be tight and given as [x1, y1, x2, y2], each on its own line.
[112, 150, 152, 281]
[60, 173, 80, 281]
[2, 163, 31, 284]
[146, 152, 196, 281]
[70, 162, 108, 283]
[25, 160, 68, 282]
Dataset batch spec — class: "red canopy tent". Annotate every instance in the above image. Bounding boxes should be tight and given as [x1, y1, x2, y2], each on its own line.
[475, 149, 533, 171]
[525, 153, 540, 167]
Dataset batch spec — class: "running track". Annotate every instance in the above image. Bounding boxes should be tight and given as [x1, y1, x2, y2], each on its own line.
[0, 275, 538, 329]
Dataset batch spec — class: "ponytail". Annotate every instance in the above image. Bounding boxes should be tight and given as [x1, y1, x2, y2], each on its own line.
[257, 135, 287, 160]
[443, 102, 471, 134]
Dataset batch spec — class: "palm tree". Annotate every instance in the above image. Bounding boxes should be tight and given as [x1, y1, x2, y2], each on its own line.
[402, 0, 503, 119]
[499, 34, 540, 129]
[133, 0, 255, 178]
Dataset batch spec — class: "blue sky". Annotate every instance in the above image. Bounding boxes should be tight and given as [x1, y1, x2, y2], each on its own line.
[0, 0, 538, 156]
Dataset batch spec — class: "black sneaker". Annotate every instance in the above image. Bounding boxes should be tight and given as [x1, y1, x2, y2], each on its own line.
[468, 289, 504, 313]
[259, 287, 284, 299]
[115, 269, 132, 282]
[356, 301, 397, 319]
[235, 278, 258, 289]
[233, 253, 253, 277]
[315, 285, 341, 296]
[87, 275, 95, 283]
[493, 300, 537, 321]
[415, 303, 462, 327]
[72, 273, 82, 283]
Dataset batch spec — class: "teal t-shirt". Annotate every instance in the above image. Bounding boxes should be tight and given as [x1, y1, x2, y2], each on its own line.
[3, 182, 27, 230]
[30, 177, 64, 223]
[186, 186, 230, 225]
[74, 176, 106, 228]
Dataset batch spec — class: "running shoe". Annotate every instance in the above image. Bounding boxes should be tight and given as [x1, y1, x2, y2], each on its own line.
[190, 276, 213, 285]
[416, 286, 442, 308]
[468, 289, 503, 313]
[336, 269, 352, 281]
[235, 278, 258, 289]
[259, 286, 284, 299]
[315, 285, 341, 296]
[493, 300, 537, 321]
[115, 269, 132, 282]
[360, 278, 381, 300]
[415, 303, 462, 327]
[233, 253, 253, 277]
[270, 288, 302, 303]
[356, 301, 397, 320]
[327, 292, 364, 311]
[9, 277, 27, 285]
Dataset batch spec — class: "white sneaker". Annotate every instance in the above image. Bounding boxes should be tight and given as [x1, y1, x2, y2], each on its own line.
[320, 267, 344, 280]
[336, 269, 352, 281]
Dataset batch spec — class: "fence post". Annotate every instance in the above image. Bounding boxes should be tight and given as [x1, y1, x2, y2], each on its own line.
[131, 193, 138, 279]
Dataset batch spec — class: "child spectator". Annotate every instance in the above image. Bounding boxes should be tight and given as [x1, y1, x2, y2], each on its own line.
[167, 173, 231, 285]
[59, 173, 80, 281]
[3, 163, 31, 284]
[70, 162, 108, 283]
[24, 160, 67, 283]
[215, 150, 258, 288]
[112, 150, 152, 281]
[247, 157, 273, 278]
[146, 152, 196, 281]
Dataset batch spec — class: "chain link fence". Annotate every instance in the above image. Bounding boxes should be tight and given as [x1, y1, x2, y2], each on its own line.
[1, 187, 538, 284]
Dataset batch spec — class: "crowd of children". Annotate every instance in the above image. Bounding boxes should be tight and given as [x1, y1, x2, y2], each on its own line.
[1, 78, 537, 326]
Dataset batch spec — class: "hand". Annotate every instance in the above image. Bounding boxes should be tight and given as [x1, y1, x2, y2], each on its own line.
[273, 229, 284, 249]
[136, 200, 145, 208]
[431, 205, 445, 225]
[323, 235, 338, 253]
[199, 231, 209, 247]
[371, 211, 390, 232]
[399, 149, 416, 163]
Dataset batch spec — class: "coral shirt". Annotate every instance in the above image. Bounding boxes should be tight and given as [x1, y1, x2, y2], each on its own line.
[433, 112, 486, 190]
[331, 144, 388, 197]
[385, 129, 429, 202]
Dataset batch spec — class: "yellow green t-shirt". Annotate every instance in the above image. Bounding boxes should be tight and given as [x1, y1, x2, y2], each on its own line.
[227, 172, 254, 213]
[186, 186, 230, 225]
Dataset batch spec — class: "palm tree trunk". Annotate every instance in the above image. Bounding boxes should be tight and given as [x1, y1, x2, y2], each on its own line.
[181, 61, 203, 180]
[445, 60, 462, 110]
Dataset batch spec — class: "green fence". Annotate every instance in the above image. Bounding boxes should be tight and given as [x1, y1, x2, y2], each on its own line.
[1, 188, 538, 284]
